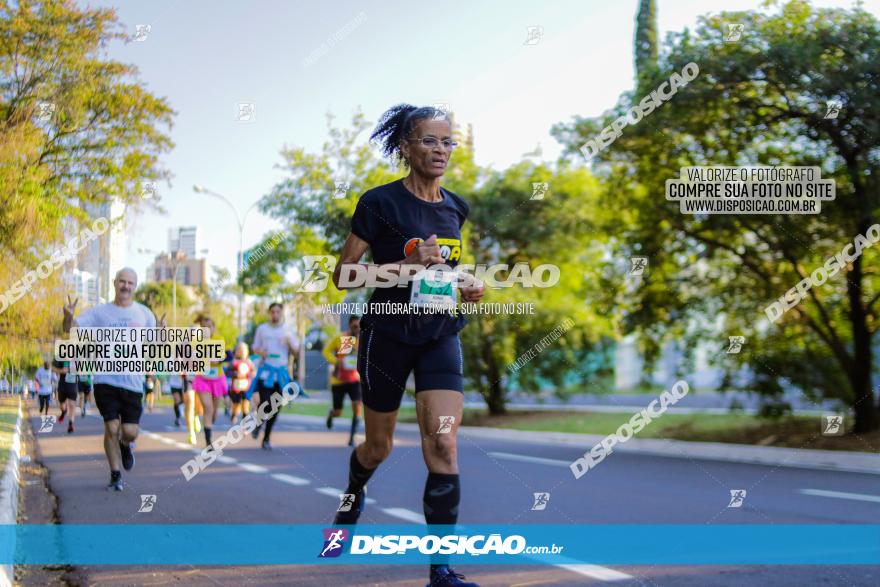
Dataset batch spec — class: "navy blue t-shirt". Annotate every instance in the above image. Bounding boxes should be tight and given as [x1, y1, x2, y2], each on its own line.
[351, 179, 469, 344]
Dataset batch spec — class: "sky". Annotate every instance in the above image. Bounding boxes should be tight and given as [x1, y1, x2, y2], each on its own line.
[87, 0, 880, 283]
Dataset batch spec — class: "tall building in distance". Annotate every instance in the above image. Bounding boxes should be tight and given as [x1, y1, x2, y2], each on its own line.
[74, 199, 127, 304]
[168, 226, 197, 258]
[147, 250, 207, 287]
[64, 269, 101, 307]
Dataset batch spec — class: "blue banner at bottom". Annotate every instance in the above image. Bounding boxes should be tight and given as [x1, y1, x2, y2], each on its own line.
[1, 525, 878, 565]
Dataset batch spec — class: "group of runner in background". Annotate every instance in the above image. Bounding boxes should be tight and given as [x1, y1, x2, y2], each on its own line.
[5, 298, 361, 450]
[0, 360, 96, 433]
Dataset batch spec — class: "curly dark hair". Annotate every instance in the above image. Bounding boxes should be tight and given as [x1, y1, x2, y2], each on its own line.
[194, 314, 213, 327]
[370, 103, 450, 168]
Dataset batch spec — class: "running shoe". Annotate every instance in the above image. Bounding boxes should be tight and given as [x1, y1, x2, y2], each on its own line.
[58, 411, 65, 423]
[194, 415, 201, 433]
[261, 439, 271, 450]
[251, 424, 262, 439]
[332, 486, 366, 525]
[188, 430, 197, 445]
[326, 412, 333, 430]
[67, 421, 74, 434]
[120, 441, 135, 471]
[107, 472, 123, 492]
[426, 566, 480, 587]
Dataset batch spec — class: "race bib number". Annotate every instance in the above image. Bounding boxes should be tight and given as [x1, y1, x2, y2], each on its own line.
[342, 355, 358, 370]
[233, 379, 249, 391]
[410, 269, 457, 310]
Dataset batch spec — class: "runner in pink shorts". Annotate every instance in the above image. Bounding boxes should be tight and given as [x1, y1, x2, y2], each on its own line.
[192, 315, 227, 447]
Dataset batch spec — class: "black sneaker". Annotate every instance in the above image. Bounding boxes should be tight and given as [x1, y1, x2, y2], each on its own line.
[427, 566, 479, 587]
[326, 412, 333, 430]
[332, 486, 366, 525]
[251, 424, 262, 439]
[261, 439, 271, 450]
[120, 441, 135, 471]
[107, 472, 123, 492]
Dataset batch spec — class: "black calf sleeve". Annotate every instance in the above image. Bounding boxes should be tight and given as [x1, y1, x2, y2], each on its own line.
[423, 472, 460, 526]
[344, 449, 376, 495]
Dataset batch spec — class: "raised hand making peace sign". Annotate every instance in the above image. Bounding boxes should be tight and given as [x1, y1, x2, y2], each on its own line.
[63, 295, 78, 320]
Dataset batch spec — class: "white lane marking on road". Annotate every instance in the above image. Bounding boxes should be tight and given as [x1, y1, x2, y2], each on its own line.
[175, 442, 195, 450]
[314, 486, 376, 504]
[238, 463, 268, 474]
[158, 437, 175, 445]
[216, 455, 237, 464]
[129, 430, 633, 582]
[380, 507, 424, 523]
[488, 452, 570, 467]
[272, 473, 311, 486]
[799, 488, 880, 503]
[315, 486, 344, 498]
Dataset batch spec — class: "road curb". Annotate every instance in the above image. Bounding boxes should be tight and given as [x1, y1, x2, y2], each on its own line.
[0, 399, 23, 587]
[280, 413, 880, 475]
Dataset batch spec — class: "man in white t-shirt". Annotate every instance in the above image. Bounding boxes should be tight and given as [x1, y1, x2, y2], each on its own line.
[35, 361, 53, 414]
[250, 302, 298, 449]
[62, 267, 160, 491]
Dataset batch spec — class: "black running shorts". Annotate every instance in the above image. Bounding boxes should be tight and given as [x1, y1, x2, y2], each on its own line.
[57, 385, 78, 402]
[358, 328, 463, 413]
[94, 384, 144, 424]
[331, 382, 362, 410]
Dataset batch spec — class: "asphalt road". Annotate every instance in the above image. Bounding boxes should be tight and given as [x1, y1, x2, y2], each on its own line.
[26, 400, 880, 586]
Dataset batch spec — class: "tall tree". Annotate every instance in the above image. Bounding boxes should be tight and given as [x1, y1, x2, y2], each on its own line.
[634, 0, 658, 86]
[554, 0, 880, 432]
[0, 0, 174, 357]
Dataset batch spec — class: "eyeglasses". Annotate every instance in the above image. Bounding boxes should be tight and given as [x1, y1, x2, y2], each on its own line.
[407, 137, 458, 151]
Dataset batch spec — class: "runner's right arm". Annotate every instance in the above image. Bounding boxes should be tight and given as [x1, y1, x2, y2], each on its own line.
[62, 295, 79, 334]
[332, 232, 443, 290]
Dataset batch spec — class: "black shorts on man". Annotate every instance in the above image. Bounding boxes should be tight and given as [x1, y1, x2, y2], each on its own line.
[331, 382, 362, 410]
[94, 384, 144, 424]
[53, 359, 79, 402]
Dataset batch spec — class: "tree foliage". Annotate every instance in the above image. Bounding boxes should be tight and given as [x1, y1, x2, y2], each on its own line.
[553, 0, 880, 431]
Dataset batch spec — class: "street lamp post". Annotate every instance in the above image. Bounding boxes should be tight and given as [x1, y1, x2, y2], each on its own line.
[193, 185, 259, 340]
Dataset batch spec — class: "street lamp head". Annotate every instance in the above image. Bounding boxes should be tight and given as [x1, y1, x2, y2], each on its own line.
[193, 185, 205, 193]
